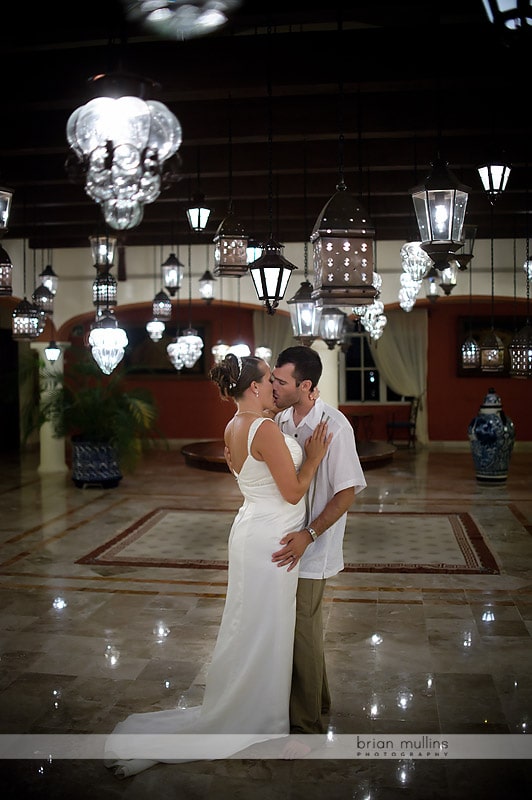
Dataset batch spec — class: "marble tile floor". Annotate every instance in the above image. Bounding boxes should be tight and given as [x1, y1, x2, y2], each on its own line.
[0, 443, 532, 799]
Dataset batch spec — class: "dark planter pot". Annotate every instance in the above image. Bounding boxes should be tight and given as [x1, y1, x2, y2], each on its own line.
[71, 438, 122, 489]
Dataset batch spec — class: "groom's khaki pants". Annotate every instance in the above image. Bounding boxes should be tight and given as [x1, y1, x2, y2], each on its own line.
[289, 577, 331, 734]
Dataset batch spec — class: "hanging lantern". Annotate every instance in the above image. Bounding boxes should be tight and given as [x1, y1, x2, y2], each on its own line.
[482, 1, 532, 32]
[249, 238, 297, 315]
[0, 245, 13, 296]
[439, 261, 458, 295]
[12, 298, 42, 340]
[88, 309, 128, 375]
[523, 259, 532, 280]
[67, 73, 182, 230]
[254, 345, 272, 361]
[246, 239, 263, 264]
[0, 186, 13, 234]
[146, 318, 165, 342]
[479, 329, 506, 372]
[411, 158, 470, 268]
[32, 283, 55, 315]
[318, 307, 346, 350]
[211, 340, 230, 364]
[228, 341, 251, 357]
[92, 272, 117, 307]
[213, 205, 248, 277]
[453, 225, 477, 271]
[478, 161, 511, 203]
[45, 341, 62, 363]
[423, 265, 441, 302]
[161, 252, 184, 296]
[89, 234, 117, 271]
[287, 279, 320, 346]
[186, 193, 211, 232]
[39, 263, 59, 295]
[311, 182, 377, 309]
[509, 322, 532, 378]
[167, 338, 185, 371]
[199, 269, 215, 303]
[461, 336, 481, 369]
[176, 327, 204, 368]
[152, 289, 172, 320]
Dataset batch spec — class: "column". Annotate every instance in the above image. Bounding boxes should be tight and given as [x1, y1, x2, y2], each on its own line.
[312, 339, 339, 409]
[30, 342, 69, 474]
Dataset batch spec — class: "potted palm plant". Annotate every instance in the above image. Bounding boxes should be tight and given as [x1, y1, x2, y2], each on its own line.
[36, 351, 161, 488]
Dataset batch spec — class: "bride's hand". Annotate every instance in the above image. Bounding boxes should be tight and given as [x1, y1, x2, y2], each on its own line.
[304, 422, 331, 463]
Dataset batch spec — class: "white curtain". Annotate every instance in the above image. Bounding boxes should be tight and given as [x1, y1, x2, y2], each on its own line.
[369, 308, 429, 444]
[253, 311, 295, 364]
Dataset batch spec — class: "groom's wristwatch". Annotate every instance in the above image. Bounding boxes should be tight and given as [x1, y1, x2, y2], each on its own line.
[306, 526, 318, 542]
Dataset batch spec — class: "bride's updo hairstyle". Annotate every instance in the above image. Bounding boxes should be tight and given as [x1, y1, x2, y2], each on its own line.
[210, 353, 264, 400]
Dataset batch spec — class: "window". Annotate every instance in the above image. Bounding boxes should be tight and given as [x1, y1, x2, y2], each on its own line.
[339, 331, 402, 403]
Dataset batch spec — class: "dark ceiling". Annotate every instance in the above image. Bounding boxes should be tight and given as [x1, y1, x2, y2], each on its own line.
[1, 1, 530, 252]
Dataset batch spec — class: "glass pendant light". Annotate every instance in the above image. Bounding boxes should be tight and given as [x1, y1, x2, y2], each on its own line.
[187, 148, 211, 231]
[88, 309, 128, 375]
[67, 73, 182, 230]
[199, 246, 215, 304]
[146, 318, 165, 342]
[318, 307, 346, 350]
[478, 160, 511, 204]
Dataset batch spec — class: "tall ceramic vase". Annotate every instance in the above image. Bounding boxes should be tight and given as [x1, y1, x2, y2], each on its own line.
[468, 388, 515, 484]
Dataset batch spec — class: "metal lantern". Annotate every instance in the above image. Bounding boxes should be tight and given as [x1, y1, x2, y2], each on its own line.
[482, 1, 532, 32]
[199, 269, 215, 303]
[509, 322, 532, 378]
[439, 261, 458, 296]
[287, 279, 320, 346]
[152, 289, 172, 320]
[213, 206, 248, 277]
[12, 297, 42, 340]
[186, 193, 211, 232]
[311, 182, 377, 309]
[461, 335, 481, 369]
[45, 341, 62, 363]
[424, 265, 441, 302]
[39, 263, 59, 295]
[411, 158, 470, 268]
[89, 234, 117, 271]
[479, 329, 506, 372]
[0, 186, 13, 234]
[92, 272, 117, 307]
[249, 237, 297, 315]
[478, 161, 511, 203]
[32, 283, 55, 315]
[318, 306, 346, 349]
[0, 245, 13, 296]
[161, 252, 184, 296]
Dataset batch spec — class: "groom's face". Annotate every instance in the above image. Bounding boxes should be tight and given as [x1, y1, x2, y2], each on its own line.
[271, 363, 301, 409]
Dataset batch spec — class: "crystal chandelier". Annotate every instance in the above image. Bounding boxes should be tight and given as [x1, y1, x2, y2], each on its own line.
[254, 346, 272, 362]
[211, 340, 230, 364]
[66, 73, 182, 230]
[122, 0, 242, 40]
[146, 318, 165, 342]
[400, 241, 433, 283]
[88, 309, 128, 375]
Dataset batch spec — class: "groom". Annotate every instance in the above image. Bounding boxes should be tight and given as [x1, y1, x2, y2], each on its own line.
[271, 346, 366, 735]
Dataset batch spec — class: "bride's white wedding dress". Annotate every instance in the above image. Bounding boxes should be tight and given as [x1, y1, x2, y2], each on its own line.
[105, 417, 305, 776]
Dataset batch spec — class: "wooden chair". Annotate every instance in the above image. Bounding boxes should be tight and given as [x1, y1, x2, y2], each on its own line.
[386, 397, 419, 448]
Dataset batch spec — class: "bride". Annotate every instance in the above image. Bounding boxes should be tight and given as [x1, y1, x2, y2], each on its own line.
[105, 354, 330, 777]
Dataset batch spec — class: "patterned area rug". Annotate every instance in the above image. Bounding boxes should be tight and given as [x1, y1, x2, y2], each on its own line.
[77, 509, 500, 575]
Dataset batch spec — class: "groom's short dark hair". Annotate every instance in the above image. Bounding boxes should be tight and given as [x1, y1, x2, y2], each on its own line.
[275, 346, 322, 389]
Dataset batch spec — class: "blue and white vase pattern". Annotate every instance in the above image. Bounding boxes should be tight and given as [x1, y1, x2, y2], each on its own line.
[468, 388, 515, 484]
